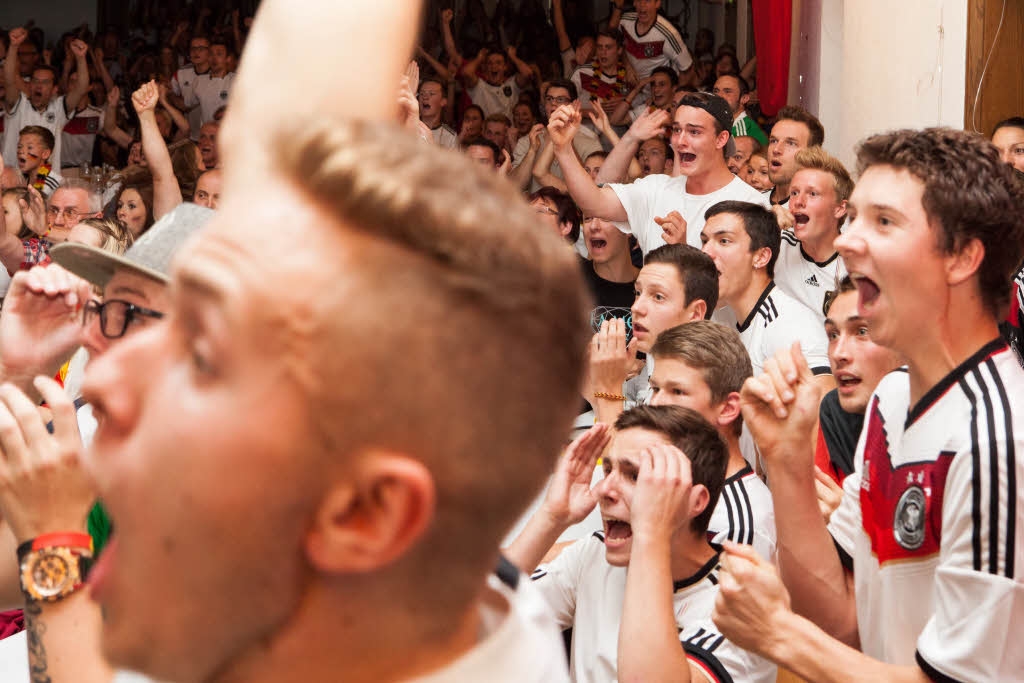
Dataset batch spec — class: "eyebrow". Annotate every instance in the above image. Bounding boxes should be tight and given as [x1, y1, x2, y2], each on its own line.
[107, 285, 149, 301]
[848, 201, 909, 222]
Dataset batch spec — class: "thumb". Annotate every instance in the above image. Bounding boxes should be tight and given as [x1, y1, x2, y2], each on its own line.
[653, 215, 666, 226]
[789, 341, 815, 382]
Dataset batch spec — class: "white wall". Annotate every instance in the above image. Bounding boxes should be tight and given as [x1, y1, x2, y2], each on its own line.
[795, 0, 966, 170]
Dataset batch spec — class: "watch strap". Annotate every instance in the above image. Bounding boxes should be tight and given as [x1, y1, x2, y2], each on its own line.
[17, 531, 93, 563]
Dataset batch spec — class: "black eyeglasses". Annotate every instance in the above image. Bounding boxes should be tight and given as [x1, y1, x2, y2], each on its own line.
[83, 299, 164, 339]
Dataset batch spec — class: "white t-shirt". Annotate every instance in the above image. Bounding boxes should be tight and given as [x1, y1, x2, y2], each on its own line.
[532, 534, 776, 682]
[708, 464, 776, 562]
[513, 127, 602, 194]
[618, 12, 693, 79]
[775, 230, 847, 321]
[609, 173, 769, 254]
[4, 565, 569, 683]
[61, 104, 105, 168]
[716, 282, 831, 376]
[3, 93, 71, 170]
[172, 63, 209, 139]
[430, 123, 458, 149]
[467, 76, 520, 120]
[828, 342, 1024, 681]
[187, 72, 235, 125]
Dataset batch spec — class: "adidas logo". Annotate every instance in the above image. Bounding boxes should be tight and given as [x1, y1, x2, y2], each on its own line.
[805, 274, 820, 287]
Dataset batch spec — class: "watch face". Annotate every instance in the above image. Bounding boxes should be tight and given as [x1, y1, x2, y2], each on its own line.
[28, 552, 73, 598]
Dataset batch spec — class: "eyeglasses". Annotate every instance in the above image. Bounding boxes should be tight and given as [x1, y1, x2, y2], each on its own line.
[83, 299, 164, 339]
[545, 96, 572, 105]
[46, 206, 84, 222]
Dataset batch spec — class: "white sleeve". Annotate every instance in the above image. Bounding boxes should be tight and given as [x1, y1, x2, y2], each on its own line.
[764, 306, 831, 375]
[171, 71, 183, 97]
[669, 31, 693, 73]
[826, 467, 861, 564]
[608, 174, 668, 254]
[560, 48, 576, 79]
[530, 535, 595, 629]
[570, 69, 591, 110]
[914, 438, 1024, 682]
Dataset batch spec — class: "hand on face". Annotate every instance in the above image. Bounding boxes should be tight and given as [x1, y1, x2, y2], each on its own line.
[712, 541, 793, 658]
[739, 342, 821, 471]
[0, 265, 92, 385]
[629, 442, 700, 542]
[0, 377, 96, 543]
[541, 423, 612, 527]
[771, 204, 795, 231]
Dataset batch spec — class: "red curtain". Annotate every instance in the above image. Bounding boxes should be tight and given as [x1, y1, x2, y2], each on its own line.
[751, 0, 792, 118]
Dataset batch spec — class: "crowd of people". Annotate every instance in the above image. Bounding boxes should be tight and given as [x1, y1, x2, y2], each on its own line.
[0, 0, 1021, 682]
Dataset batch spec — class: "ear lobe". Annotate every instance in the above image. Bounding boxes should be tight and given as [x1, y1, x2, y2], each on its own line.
[946, 237, 985, 288]
[304, 454, 436, 575]
[833, 199, 848, 222]
[716, 129, 730, 150]
[752, 246, 772, 271]
[560, 221, 572, 237]
[716, 392, 742, 428]
[689, 484, 710, 521]
[687, 298, 708, 321]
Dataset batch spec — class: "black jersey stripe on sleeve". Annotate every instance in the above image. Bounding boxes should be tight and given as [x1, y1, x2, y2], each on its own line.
[654, 20, 684, 53]
[915, 650, 967, 683]
[729, 486, 746, 547]
[958, 377, 984, 572]
[495, 555, 520, 589]
[986, 358, 1017, 578]
[723, 486, 736, 540]
[683, 642, 735, 683]
[971, 366, 1002, 575]
[737, 480, 755, 546]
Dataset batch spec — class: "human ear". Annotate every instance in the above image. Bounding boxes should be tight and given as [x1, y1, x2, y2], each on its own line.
[305, 452, 436, 574]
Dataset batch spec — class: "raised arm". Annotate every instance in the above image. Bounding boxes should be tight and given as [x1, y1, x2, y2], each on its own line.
[157, 81, 191, 141]
[4, 28, 29, 109]
[133, 81, 182, 219]
[608, 0, 625, 30]
[552, 0, 572, 54]
[440, 9, 463, 70]
[610, 76, 652, 126]
[64, 39, 91, 115]
[505, 46, 533, 88]
[414, 46, 450, 82]
[90, 45, 115, 94]
[101, 86, 133, 149]
[531, 139, 568, 192]
[509, 123, 544, 191]
[549, 103, 627, 221]
[459, 48, 486, 88]
[595, 105, 668, 184]
[504, 424, 611, 574]
[738, 344, 859, 644]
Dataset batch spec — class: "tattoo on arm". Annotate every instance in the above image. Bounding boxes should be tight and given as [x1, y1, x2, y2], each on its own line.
[24, 600, 53, 683]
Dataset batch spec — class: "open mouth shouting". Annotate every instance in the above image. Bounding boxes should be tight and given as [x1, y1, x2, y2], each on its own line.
[850, 273, 881, 313]
[603, 516, 633, 548]
[835, 370, 862, 396]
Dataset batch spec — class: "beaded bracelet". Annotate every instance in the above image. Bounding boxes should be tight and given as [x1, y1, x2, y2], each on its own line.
[593, 391, 627, 401]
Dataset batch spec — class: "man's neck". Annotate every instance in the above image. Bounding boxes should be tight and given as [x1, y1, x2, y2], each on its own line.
[217, 584, 487, 683]
[669, 536, 719, 583]
[771, 181, 790, 204]
[800, 227, 840, 263]
[732, 110, 743, 124]
[637, 16, 657, 34]
[685, 162, 735, 195]
[211, 67, 227, 78]
[194, 63, 210, 75]
[722, 432, 747, 478]
[421, 112, 442, 130]
[901, 302, 1002, 408]
[593, 253, 639, 284]
[728, 275, 772, 323]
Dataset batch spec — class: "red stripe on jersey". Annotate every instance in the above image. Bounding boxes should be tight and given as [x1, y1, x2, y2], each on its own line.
[64, 115, 101, 135]
[579, 72, 628, 99]
[686, 655, 721, 682]
[624, 33, 665, 60]
[859, 399, 955, 565]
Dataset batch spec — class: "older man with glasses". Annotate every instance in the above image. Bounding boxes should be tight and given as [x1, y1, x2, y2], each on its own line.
[0, 179, 103, 275]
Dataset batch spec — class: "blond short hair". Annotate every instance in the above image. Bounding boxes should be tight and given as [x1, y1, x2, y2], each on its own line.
[795, 146, 854, 202]
[272, 118, 591, 613]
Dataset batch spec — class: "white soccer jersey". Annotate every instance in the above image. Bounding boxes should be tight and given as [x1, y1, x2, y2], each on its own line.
[828, 341, 1024, 681]
[775, 230, 847, 322]
[728, 283, 831, 376]
[430, 123, 457, 149]
[618, 12, 693, 79]
[708, 465, 776, 562]
[532, 534, 775, 683]
[609, 174, 769, 254]
[61, 104, 105, 168]
[172, 63, 208, 139]
[467, 76, 520, 119]
[3, 93, 70, 170]
[188, 72, 235, 125]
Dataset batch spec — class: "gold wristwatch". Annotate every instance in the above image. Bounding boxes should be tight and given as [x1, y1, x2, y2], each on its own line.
[18, 532, 94, 602]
